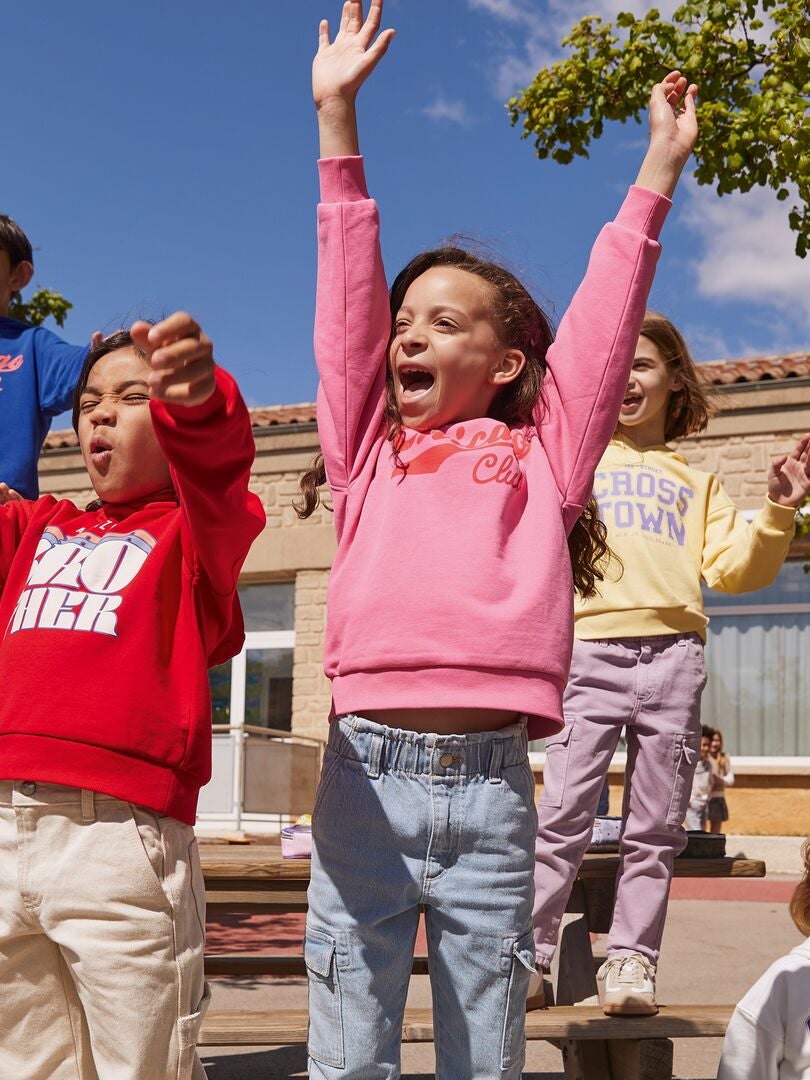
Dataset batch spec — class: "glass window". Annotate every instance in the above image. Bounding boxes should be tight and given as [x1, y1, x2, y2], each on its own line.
[239, 582, 295, 632]
[702, 561, 810, 756]
[244, 647, 294, 731]
[209, 661, 232, 726]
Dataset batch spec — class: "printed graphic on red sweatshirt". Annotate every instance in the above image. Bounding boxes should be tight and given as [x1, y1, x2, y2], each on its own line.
[594, 467, 694, 546]
[0, 353, 25, 393]
[6, 526, 157, 638]
[392, 423, 531, 490]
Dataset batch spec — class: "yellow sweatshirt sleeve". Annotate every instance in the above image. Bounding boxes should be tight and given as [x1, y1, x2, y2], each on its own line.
[701, 479, 796, 594]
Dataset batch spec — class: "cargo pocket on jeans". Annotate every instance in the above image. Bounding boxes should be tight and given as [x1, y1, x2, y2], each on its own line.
[305, 927, 344, 1068]
[666, 733, 701, 826]
[501, 927, 536, 1071]
[539, 719, 575, 809]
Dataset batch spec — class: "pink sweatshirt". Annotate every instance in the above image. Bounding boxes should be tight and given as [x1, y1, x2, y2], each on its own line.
[315, 156, 670, 738]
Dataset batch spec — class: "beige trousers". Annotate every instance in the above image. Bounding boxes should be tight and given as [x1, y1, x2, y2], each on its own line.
[0, 781, 209, 1079]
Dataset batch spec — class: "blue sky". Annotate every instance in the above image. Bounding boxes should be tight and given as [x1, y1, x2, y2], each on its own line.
[6, 0, 808, 428]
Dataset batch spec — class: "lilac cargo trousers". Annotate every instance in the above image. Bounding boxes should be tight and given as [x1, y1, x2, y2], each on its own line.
[533, 633, 706, 968]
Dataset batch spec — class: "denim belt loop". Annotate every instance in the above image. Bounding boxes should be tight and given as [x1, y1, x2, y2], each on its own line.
[367, 733, 384, 780]
[81, 789, 95, 823]
[488, 740, 503, 784]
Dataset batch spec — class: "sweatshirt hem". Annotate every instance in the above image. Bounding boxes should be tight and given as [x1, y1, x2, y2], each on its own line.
[330, 667, 565, 740]
[0, 735, 204, 825]
[576, 608, 709, 640]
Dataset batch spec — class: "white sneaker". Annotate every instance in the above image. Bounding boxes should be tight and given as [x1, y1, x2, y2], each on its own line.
[597, 953, 658, 1016]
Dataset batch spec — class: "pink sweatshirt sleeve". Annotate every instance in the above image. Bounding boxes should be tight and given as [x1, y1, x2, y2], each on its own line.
[314, 157, 390, 523]
[534, 185, 671, 533]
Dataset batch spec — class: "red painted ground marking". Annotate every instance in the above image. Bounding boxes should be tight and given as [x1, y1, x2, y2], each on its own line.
[205, 883, 799, 954]
[669, 878, 797, 902]
[206, 912, 431, 955]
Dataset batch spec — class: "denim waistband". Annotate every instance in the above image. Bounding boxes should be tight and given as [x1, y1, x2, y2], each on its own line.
[330, 714, 529, 778]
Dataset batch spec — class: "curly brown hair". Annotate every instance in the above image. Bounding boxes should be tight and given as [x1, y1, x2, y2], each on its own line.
[638, 311, 717, 440]
[789, 839, 810, 937]
[297, 246, 613, 597]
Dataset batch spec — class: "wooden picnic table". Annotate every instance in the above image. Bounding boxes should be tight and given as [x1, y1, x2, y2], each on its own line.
[199, 844, 765, 1079]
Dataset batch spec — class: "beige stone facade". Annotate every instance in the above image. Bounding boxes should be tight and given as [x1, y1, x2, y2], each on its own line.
[39, 355, 810, 834]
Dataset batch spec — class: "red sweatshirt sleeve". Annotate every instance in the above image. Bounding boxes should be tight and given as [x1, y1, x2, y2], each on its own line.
[149, 366, 266, 662]
[0, 500, 37, 592]
[314, 157, 390, 529]
[534, 185, 671, 533]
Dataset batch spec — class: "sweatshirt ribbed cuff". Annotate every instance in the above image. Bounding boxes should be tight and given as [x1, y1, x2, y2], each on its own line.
[761, 497, 798, 530]
[615, 185, 672, 241]
[318, 156, 370, 203]
[150, 366, 230, 427]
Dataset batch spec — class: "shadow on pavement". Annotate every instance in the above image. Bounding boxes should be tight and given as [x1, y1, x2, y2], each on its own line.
[202, 1058, 565, 1080]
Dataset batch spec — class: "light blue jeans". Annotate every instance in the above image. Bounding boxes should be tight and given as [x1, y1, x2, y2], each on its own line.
[306, 715, 538, 1079]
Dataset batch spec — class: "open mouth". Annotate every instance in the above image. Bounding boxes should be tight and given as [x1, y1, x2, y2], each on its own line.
[89, 436, 113, 471]
[621, 393, 642, 408]
[399, 366, 435, 401]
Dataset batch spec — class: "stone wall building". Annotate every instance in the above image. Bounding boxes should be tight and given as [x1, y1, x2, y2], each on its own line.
[41, 352, 810, 835]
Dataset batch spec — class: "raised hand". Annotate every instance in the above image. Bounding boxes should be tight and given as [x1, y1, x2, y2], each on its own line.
[313, 0, 395, 110]
[131, 313, 216, 408]
[313, 0, 395, 157]
[635, 70, 698, 199]
[649, 72, 698, 159]
[767, 433, 810, 508]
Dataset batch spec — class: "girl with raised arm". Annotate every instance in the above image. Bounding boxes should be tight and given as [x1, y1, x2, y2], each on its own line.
[301, 2, 697, 1073]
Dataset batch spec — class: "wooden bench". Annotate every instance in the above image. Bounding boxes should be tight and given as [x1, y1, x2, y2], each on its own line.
[200, 1004, 735, 1080]
[200, 1004, 734, 1046]
[200, 846, 760, 1079]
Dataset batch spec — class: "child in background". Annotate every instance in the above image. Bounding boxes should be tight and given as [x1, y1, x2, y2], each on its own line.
[717, 839, 810, 1079]
[300, 1, 697, 1074]
[708, 725, 735, 833]
[533, 312, 810, 1017]
[0, 215, 89, 500]
[685, 726, 715, 831]
[0, 313, 265, 1079]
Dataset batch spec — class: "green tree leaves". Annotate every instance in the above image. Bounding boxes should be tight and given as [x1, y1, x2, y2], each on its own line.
[8, 289, 73, 328]
[508, 0, 809, 256]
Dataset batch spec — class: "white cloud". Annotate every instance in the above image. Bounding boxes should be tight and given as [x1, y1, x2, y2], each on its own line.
[422, 95, 473, 127]
[470, 0, 699, 99]
[680, 181, 810, 323]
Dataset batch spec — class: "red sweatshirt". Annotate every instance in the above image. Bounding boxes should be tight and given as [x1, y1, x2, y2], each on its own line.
[0, 367, 265, 823]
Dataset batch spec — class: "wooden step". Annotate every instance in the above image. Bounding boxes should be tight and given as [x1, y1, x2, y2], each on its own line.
[205, 953, 431, 977]
[199, 1004, 734, 1047]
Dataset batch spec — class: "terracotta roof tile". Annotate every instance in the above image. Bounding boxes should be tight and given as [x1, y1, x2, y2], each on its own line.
[695, 352, 810, 385]
[40, 353, 810, 451]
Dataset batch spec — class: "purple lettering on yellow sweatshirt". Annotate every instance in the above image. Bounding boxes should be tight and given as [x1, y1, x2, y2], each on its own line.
[314, 156, 670, 738]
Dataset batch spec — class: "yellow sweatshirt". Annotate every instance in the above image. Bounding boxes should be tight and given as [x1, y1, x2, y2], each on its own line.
[576, 436, 797, 639]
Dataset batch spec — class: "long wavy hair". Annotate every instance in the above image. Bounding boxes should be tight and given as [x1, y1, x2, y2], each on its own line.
[296, 246, 611, 597]
[639, 311, 717, 440]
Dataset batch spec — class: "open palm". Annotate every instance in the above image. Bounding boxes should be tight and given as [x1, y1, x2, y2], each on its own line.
[767, 434, 810, 507]
[313, 0, 395, 108]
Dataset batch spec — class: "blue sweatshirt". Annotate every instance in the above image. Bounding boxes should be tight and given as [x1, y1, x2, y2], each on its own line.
[0, 316, 88, 498]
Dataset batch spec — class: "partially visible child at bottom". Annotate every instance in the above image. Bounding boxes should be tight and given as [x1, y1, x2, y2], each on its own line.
[685, 726, 715, 830]
[301, 2, 698, 1075]
[708, 726, 735, 833]
[533, 312, 810, 1016]
[0, 313, 265, 1079]
[717, 839, 810, 1079]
